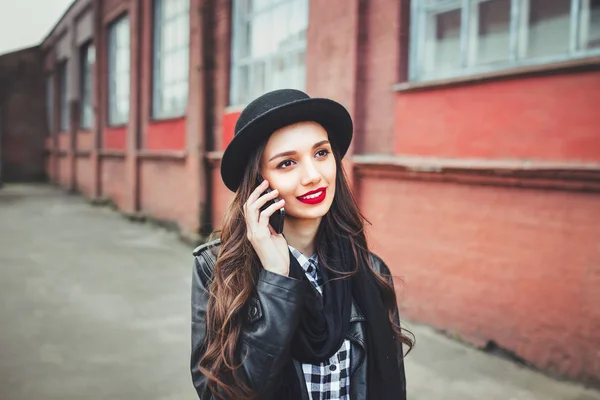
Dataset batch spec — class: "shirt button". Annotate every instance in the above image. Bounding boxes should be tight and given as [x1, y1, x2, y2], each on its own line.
[330, 364, 337, 372]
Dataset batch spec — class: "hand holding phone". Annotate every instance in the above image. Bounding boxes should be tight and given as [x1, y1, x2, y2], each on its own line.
[244, 179, 289, 276]
[257, 178, 285, 234]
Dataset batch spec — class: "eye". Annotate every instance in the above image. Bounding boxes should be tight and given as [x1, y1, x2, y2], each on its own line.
[276, 159, 295, 169]
[315, 149, 330, 158]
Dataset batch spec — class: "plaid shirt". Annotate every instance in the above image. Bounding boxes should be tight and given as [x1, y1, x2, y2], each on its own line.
[289, 246, 351, 400]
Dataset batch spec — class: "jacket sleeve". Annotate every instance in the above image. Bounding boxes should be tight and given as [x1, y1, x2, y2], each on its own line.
[191, 252, 307, 399]
[370, 253, 408, 396]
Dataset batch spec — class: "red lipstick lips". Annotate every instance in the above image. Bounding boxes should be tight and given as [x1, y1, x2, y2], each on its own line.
[297, 187, 327, 205]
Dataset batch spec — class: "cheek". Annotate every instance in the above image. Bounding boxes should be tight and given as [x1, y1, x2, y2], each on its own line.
[324, 160, 337, 186]
[270, 176, 297, 199]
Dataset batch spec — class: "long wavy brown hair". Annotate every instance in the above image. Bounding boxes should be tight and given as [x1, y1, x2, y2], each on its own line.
[198, 140, 415, 399]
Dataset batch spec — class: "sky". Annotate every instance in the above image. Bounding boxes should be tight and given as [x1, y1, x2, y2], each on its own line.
[0, 0, 76, 56]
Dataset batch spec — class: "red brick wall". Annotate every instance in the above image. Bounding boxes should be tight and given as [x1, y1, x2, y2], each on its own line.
[145, 119, 186, 150]
[75, 157, 94, 196]
[211, 0, 233, 151]
[359, 0, 407, 154]
[139, 159, 199, 233]
[306, 0, 358, 113]
[0, 47, 47, 182]
[358, 172, 600, 383]
[395, 71, 600, 161]
[58, 156, 70, 187]
[103, 127, 127, 150]
[210, 160, 234, 231]
[76, 131, 94, 151]
[58, 133, 70, 151]
[100, 157, 127, 207]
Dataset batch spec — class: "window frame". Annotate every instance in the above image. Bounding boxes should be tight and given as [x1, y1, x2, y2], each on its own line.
[107, 14, 131, 127]
[230, 0, 308, 106]
[152, 0, 191, 120]
[409, 0, 600, 82]
[80, 41, 95, 131]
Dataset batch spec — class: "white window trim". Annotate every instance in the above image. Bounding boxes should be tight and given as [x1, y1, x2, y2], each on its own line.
[409, 0, 600, 82]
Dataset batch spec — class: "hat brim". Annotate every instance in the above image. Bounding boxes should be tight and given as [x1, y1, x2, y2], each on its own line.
[221, 98, 353, 192]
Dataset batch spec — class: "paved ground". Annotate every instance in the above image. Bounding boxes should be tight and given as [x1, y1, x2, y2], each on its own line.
[0, 184, 598, 400]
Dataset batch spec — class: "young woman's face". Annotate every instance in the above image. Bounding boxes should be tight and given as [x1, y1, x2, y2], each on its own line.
[260, 121, 336, 221]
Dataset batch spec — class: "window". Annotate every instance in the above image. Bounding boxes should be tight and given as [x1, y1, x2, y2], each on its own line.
[80, 42, 95, 130]
[410, 0, 600, 81]
[46, 74, 54, 135]
[581, 0, 600, 49]
[230, 0, 308, 106]
[59, 61, 69, 132]
[108, 15, 130, 126]
[153, 0, 190, 119]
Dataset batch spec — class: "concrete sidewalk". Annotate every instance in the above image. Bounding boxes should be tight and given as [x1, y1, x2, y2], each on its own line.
[0, 184, 598, 400]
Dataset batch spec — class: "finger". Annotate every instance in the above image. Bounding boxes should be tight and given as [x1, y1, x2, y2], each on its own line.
[258, 199, 285, 225]
[246, 179, 270, 207]
[254, 189, 281, 213]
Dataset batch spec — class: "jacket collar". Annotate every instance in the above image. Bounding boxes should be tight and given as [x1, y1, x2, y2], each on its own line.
[350, 299, 365, 322]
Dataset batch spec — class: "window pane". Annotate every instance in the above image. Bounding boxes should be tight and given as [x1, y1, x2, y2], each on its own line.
[290, 0, 308, 41]
[60, 62, 69, 131]
[253, 0, 272, 13]
[271, 4, 289, 52]
[473, 0, 510, 65]
[239, 21, 252, 59]
[80, 43, 95, 129]
[526, 0, 571, 58]
[153, 0, 189, 118]
[234, 64, 250, 106]
[251, 12, 270, 57]
[108, 16, 130, 125]
[231, 0, 308, 105]
[423, 8, 462, 76]
[249, 61, 266, 100]
[583, 0, 600, 49]
[269, 55, 287, 91]
[424, 0, 461, 6]
[292, 50, 306, 90]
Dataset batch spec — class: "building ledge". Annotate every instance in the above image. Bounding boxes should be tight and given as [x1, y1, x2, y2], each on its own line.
[393, 56, 600, 92]
[353, 155, 600, 193]
[138, 150, 187, 160]
[206, 151, 224, 166]
[99, 149, 126, 158]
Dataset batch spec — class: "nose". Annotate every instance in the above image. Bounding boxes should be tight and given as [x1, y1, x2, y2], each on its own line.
[300, 159, 322, 187]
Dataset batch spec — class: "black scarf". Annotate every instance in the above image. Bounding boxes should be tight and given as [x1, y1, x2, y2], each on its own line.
[279, 233, 405, 399]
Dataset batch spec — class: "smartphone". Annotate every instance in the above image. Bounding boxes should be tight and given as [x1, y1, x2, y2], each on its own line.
[257, 177, 285, 234]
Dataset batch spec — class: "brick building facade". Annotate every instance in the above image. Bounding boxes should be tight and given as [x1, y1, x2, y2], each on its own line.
[7, 0, 600, 385]
[0, 46, 47, 183]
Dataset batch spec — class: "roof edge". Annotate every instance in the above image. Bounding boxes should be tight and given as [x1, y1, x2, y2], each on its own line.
[40, 0, 79, 47]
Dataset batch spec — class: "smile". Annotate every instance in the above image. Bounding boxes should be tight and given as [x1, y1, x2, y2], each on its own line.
[297, 188, 327, 205]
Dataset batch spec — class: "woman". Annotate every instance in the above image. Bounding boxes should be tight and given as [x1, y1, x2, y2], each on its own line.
[191, 89, 413, 400]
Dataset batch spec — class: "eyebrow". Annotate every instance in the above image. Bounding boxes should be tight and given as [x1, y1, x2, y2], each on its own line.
[268, 140, 331, 162]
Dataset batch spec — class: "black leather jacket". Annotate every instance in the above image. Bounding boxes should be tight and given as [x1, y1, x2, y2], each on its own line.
[190, 239, 406, 399]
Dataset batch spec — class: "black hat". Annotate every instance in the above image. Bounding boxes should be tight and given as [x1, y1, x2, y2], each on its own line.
[220, 89, 353, 192]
